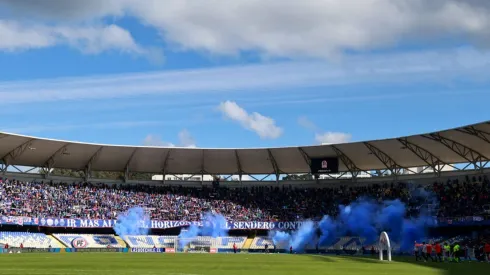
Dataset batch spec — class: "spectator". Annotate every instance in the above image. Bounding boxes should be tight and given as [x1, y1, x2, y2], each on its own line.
[0, 176, 488, 221]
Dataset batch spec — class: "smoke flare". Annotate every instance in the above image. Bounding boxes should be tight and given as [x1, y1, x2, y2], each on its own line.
[114, 207, 150, 238]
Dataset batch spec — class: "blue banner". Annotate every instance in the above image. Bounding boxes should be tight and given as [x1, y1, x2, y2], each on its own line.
[1, 215, 488, 229]
[1, 216, 306, 230]
[131, 248, 165, 253]
[65, 248, 128, 253]
[0, 248, 60, 253]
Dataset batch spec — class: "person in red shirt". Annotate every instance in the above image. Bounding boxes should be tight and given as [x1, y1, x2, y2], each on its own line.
[19, 243, 23, 249]
[233, 242, 237, 254]
[4, 243, 8, 249]
[434, 243, 442, 262]
[426, 243, 434, 262]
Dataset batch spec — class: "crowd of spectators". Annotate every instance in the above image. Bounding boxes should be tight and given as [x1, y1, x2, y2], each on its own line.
[0, 175, 489, 221]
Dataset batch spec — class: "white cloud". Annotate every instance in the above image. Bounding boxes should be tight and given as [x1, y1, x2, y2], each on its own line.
[177, 129, 196, 148]
[315, 132, 352, 145]
[3, 0, 490, 58]
[1, 47, 490, 105]
[0, 20, 161, 61]
[0, 20, 53, 50]
[142, 134, 175, 147]
[218, 101, 282, 139]
[142, 129, 197, 147]
[298, 116, 351, 145]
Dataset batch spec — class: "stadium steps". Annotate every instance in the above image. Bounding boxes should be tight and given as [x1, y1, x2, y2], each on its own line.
[242, 237, 254, 252]
[114, 236, 128, 248]
[48, 235, 66, 249]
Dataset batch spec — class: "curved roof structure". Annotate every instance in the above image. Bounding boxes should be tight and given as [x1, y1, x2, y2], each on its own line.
[1, 121, 490, 176]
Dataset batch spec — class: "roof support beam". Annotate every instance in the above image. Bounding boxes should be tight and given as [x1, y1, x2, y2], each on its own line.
[397, 138, 456, 176]
[83, 146, 103, 181]
[200, 150, 205, 185]
[161, 149, 172, 184]
[124, 148, 139, 182]
[0, 139, 35, 166]
[331, 145, 361, 180]
[297, 147, 312, 172]
[234, 150, 243, 183]
[422, 133, 488, 171]
[42, 143, 70, 174]
[363, 142, 415, 176]
[267, 149, 281, 183]
[456, 126, 490, 144]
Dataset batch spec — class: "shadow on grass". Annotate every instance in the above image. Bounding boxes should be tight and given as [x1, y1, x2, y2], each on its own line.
[307, 254, 489, 275]
[395, 256, 489, 275]
[338, 255, 383, 264]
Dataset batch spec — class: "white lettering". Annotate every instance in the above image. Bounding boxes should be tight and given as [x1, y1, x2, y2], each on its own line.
[224, 222, 232, 230]
[263, 222, 270, 230]
[243, 222, 251, 229]
[67, 219, 76, 227]
[269, 222, 276, 230]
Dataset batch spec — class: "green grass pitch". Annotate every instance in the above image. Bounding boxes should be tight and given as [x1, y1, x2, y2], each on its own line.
[0, 253, 488, 275]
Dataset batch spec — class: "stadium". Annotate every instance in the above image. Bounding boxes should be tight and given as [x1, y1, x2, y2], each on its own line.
[3, 1, 490, 275]
[1, 121, 490, 275]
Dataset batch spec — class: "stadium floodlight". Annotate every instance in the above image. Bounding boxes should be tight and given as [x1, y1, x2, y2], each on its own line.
[379, 231, 392, 261]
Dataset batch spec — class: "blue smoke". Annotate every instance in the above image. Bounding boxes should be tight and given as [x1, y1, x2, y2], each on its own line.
[177, 212, 229, 249]
[339, 200, 378, 244]
[376, 200, 405, 241]
[290, 221, 316, 252]
[178, 224, 200, 248]
[270, 231, 290, 247]
[318, 215, 339, 246]
[200, 213, 228, 237]
[270, 221, 316, 252]
[400, 215, 436, 251]
[274, 196, 434, 253]
[114, 207, 149, 238]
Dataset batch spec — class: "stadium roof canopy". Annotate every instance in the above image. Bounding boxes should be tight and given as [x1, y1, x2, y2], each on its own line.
[1, 121, 490, 178]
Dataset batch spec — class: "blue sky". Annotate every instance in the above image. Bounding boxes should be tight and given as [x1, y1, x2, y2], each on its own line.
[0, 0, 489, 149]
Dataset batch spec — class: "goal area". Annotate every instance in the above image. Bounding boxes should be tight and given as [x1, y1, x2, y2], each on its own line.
[175, 238, 217, 253]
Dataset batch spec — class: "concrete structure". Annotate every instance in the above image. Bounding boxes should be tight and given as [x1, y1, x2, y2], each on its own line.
[1, 121, 489, 182]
